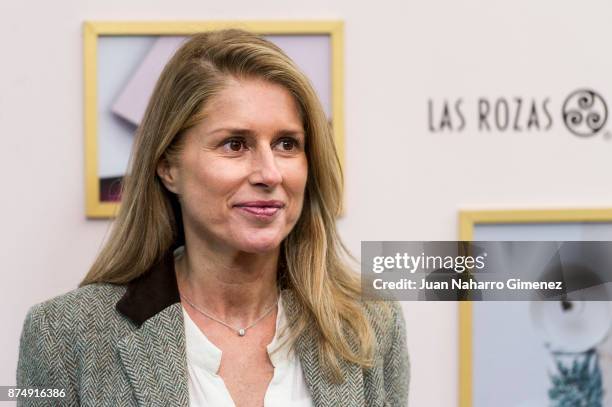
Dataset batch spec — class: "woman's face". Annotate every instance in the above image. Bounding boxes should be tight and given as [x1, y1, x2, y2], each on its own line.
[158, 77, 308, 254]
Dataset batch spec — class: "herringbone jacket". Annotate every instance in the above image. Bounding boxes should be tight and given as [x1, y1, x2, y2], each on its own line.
[16, 251, 410, 406]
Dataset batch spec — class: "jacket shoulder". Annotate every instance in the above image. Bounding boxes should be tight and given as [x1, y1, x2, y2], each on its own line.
[17, 284, 132, 401]
[362, 300, 406, 354]
[27, 283, 129, 336]
[36, 283, 126, 314]
[362, 300, 409, 404]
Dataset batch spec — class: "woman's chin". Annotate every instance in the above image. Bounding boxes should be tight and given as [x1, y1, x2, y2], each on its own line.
[233, 233, 284, 254]
[238, 243, 281, 254]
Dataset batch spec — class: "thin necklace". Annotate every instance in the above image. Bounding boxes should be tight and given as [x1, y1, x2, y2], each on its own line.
[180, 291, 280, 337]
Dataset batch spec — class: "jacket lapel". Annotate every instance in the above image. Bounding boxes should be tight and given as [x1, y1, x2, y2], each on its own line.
[284, 293, 365, 407]
[117, 303, 189, 407]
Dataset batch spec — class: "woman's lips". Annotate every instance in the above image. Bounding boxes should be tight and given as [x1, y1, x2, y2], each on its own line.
[234, 202, 284, 220]
[238, 206, 281, 216]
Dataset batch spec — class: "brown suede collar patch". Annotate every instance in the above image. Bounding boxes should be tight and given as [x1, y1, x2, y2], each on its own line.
[115, 250, 180, 327]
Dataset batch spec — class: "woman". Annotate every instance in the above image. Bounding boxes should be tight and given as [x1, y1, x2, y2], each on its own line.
[17, 29, 409, 406]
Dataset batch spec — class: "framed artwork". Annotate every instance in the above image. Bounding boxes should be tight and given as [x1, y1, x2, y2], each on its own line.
[83, 21, 344, 218]
[458, 209, 612, 407]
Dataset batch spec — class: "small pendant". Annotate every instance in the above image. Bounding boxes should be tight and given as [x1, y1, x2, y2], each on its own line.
[238, 328, 246, 337]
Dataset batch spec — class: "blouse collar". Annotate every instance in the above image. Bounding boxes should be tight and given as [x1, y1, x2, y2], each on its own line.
[182, 295, 293, 375]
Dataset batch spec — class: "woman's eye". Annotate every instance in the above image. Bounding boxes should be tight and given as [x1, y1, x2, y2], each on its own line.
[223, 138, 246, 152]
[277, 137, 299, 151]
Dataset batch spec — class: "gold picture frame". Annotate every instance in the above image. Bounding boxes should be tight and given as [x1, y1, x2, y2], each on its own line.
[457, 208, 612, 407]
[84, 20, 345, 218]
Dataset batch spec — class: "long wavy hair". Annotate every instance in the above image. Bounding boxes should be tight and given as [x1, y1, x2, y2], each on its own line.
[80, 29, 376, 381]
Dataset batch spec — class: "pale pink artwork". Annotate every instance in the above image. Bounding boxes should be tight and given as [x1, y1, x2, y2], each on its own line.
[110, 35, 331, 127]
[111, 36, 186, 125]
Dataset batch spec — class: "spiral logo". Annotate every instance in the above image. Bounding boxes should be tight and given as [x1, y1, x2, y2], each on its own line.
[562, 89, 608, 137]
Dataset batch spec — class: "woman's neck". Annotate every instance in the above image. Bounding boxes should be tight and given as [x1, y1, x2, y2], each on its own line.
[175, 240, 280, 326]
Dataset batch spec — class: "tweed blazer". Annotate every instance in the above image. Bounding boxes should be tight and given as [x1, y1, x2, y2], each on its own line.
[16, 251, 410, 406]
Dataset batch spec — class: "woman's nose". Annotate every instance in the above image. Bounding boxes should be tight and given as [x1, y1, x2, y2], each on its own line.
[248, 147, 283, 188]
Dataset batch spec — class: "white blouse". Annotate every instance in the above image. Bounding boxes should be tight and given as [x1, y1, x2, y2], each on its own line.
[182, 297, 314, 407]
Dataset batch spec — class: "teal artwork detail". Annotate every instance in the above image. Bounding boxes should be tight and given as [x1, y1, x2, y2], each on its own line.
[549, 349, 603, 407]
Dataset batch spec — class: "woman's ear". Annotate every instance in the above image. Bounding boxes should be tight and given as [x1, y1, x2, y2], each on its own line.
[156, 157, 180, 194]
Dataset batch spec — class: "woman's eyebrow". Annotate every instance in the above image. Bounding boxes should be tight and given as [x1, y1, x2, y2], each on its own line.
[208, 127, 253, 136]
[277, 128, 305, 136]
[208, 127, 305, 137]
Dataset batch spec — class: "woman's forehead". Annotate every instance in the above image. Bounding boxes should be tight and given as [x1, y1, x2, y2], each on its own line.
[196, 78, 304, 132]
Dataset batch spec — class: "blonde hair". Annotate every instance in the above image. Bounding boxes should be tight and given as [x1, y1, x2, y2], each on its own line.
[81, 29, 377, 381]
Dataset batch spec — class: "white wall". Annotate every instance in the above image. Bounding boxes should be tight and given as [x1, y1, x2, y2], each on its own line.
[3, 1, 612, 406]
